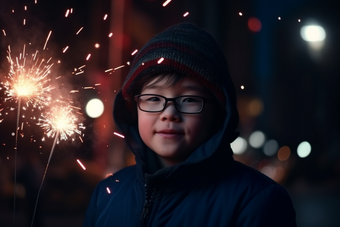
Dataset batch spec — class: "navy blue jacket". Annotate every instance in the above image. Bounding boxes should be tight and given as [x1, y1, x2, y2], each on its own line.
[83, 86, 297, 226]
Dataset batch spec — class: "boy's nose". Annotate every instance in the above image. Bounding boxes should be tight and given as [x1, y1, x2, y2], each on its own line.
[160, 103, 181, 121]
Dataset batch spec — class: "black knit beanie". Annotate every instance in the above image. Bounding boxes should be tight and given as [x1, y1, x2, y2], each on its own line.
[122, 23, 233, 108]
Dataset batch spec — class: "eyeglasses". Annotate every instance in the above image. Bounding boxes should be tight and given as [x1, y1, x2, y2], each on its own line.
[134, 94, 208, 114]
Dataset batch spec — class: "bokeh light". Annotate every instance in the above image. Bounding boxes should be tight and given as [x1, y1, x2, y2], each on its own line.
[249, 131, 266, 148]
[86, 98, 104, 118]
[300, 25, 326, 42]
[248, 17, 262, 32]
[231, 137, 247, 155]
[277, 146, 291, 161]
[297, 141, 312, 158]
[261, 165, 276, 179]
[263, 139, 279, 156]
[248, 98, 263, 117]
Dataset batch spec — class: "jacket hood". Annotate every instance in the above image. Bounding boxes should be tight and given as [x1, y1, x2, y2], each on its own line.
[113, 23, 239, 180]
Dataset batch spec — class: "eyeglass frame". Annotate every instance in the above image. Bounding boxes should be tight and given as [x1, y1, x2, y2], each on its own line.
[134, 94, 209, 114]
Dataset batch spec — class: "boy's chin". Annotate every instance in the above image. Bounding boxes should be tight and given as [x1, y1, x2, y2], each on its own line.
[153, 149, 192, 166]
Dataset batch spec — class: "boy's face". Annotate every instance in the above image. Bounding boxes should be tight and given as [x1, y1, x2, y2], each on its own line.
[137, 75, 217, 166]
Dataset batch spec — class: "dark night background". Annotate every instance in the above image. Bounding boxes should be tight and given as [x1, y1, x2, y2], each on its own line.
[1, 0, 339, 226]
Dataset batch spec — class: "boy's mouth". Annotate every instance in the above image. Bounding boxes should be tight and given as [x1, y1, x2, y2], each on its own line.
[157, 129, 184, 134]
[156, 129, 184, 138]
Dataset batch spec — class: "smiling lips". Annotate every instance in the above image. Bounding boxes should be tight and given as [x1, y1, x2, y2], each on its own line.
[156, 129, 184, 138]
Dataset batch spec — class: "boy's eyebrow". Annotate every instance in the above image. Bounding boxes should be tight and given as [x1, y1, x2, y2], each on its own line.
[181, 85, 206, 93]
[142, 84, 162, 90]
[142, 84, 206, 94]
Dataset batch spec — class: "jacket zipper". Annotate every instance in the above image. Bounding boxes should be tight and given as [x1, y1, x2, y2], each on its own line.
[140, 184, 156, 227]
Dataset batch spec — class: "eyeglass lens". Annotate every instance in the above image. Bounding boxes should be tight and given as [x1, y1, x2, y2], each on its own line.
[138, 95, 203, 113]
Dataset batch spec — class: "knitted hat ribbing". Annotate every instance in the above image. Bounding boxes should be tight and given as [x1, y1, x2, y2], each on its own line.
[122, 23, 231, 107]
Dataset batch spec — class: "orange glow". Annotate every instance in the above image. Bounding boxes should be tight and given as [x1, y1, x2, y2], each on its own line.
[248, 17, 262, 32]
[277, 146, 291, 161]
[248, 98, 263, 117]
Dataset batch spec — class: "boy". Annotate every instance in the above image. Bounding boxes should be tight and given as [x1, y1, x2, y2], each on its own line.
[84, 23, 297, 227]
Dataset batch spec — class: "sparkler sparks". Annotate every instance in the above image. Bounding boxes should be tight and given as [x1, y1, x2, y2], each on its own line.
[37, 104, 85, 142]
[62, 46, 69, 53]
[131, 49, 138, 55]
[65, 9, 70, 17]
[162, 0, 172, 7]
[77, 159, 86, 170]
[76, 27, 83, 35]
[113, 132, 125, 139]
[157, 57, 164, 64]
[3, 45, 54, 107]
[113, 65, 125, 71]
[43, 30, 52, 50]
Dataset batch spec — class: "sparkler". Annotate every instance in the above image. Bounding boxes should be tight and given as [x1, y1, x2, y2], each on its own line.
[1, 44, 54, 226]
[31, 104, 85, 227]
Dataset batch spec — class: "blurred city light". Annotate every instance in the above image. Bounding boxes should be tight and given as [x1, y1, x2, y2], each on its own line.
[263, 139, 279, 156]
[248, 17, 262, 32]
[300, 25, 326, 42]
[248, 98, 263, 117]
[301, 23, 326, 54]
[249, 131, 266, 148]
[86, 98, 104, 118]
[231, 137, 247, 155]
[261, 165, 276, 179]
[277, 146, 291, 161]
[297, 141, 312, 158]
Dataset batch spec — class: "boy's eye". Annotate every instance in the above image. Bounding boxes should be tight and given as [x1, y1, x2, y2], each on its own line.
[182, 97, 200, 103]
[146, 96, 161, 102]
